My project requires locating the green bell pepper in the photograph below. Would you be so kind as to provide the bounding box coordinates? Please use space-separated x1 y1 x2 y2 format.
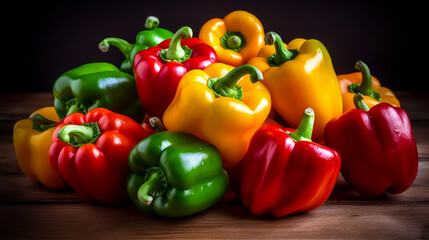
98 16 174 74
53 62 144 122
127 131 229 218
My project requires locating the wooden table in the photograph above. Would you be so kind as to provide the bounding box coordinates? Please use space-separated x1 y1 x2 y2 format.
1 92 428 239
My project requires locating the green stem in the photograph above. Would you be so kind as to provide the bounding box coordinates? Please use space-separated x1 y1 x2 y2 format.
57 123 101 147
355 61 373 96
353 93 370 111
160 26 193 62
137 167 167 206
265 32 298 66
145 16 160 30
65 98 87 116
98 38 133 58
220 31 246 52
349 60 381 101
288 108 315 142
29 113 57 132
208 64 263 100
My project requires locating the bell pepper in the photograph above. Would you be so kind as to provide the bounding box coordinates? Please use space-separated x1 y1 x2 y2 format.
127 131 229 217
199 10 265 67
248 32 343 142
53 62 144 122
240 108 341 217
13 107 68 190
49 108 151 204
163 63 271 168
133 26 217 120
338 60 400 112
324 94 418 198
98 16 174 74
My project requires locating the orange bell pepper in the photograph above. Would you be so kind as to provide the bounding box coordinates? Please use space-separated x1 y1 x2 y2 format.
248 32 342 142
163 63 271 168
198 10 265 67
13 107 68 190
338 60 400 112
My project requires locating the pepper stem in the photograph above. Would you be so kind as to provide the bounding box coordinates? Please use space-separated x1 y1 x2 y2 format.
220 31 246 52
57 123 101 147
265 32 298 66
29 113 57 132
149 117 166 132
288 108 315 142
353 93 370 111
160 26 193 62
98 38 133 58
137 167 168 206
208 64 263 100
349 60 381 101
145 16 160 30
65 98 88 116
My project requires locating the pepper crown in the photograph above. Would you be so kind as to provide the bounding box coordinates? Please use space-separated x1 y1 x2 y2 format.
57 122 101 147
221 31 246 52
137 167 168 206
349 60 381 102
160 26 193 62
288 108 315 142
207 64 263 100
65 98 88 116
265 32 299 67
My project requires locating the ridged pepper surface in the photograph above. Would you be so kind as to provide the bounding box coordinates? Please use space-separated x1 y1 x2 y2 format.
163 63 271 168
13 107 68 190
248 32 342 142
133 26 217 120
49 108 151 204
324 94 418 198
127 131 229 217
241 108 341 217
199 10 265 66
53 62 143 122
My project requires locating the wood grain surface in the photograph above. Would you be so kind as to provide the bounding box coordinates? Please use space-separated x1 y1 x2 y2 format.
1 92 428 239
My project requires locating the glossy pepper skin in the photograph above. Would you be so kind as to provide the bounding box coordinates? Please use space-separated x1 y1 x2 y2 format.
53 62 144 122
241 108 341 217
338 60 400 112
199 10 265 67
163 63 271 168
324 94 418 198
248 32 342 142
127 131 229 218
99 16 173 74
49 108 151 204
13 107 68 190
133 26 217 120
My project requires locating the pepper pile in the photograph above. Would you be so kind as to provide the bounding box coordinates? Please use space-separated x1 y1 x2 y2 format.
13 11 418 218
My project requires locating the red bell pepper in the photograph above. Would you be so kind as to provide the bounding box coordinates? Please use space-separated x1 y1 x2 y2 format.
49 108 152 204
133 26 217 120
324 94 418 198
240 108 341 217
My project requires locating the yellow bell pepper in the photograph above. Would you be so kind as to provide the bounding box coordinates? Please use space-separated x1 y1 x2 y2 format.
248 32 342 142
338 60 400 112
13 107 68 190
163 63 271 168
198 10 265 67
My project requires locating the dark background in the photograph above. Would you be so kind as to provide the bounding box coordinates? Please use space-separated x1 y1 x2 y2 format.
3 0 426 93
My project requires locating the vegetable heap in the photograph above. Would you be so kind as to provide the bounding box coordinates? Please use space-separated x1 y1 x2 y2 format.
13 11 418 218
